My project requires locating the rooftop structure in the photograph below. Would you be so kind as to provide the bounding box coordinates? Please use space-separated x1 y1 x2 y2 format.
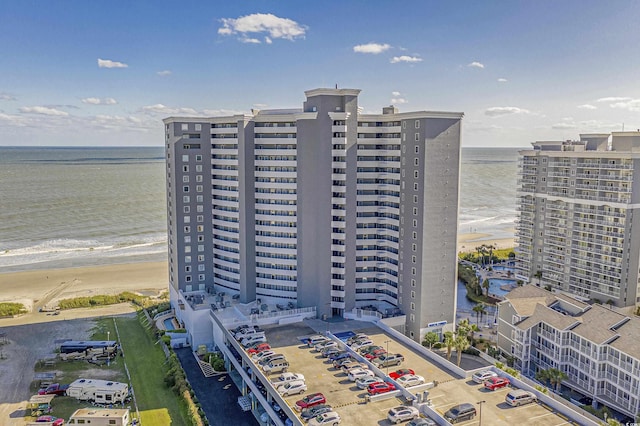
164 88 463 342
515 131 640 307
497 285 640 419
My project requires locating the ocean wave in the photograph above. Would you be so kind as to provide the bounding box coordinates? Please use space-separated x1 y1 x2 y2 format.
0 236 167 268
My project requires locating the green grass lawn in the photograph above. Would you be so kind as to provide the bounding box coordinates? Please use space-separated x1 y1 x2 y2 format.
114 313 190 425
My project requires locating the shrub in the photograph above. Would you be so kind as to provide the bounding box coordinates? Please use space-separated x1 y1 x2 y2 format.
495 362 504 370
57 292 148 310
0 302 27 316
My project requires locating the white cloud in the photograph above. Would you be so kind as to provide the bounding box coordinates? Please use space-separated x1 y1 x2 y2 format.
485 106 530 117
0 93 16 101
577 104 597 110
552 122 577 130
142 104 198 115
391 98 408 104
19 106 69 116
157 70 172 76
240 36 261 44
497 78 508 83
353 43 391 54
265 37 273 44
609 99 640 112
218 13 306 42
97 58 128 68
390 55 422 64
391 91 401 97
468 61 485 69
596 96 631 103
81 97 117 105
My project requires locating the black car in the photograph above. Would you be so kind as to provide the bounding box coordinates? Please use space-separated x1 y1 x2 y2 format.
300 404 333 421
444 403 477 423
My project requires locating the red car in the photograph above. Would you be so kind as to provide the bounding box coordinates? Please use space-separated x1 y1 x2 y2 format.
389 369 415 380
35 415 64 426
295 392 326 411
38 383 69 396
247 343 271 354
367 382 396 395
364 349 387 360
483 377 510 391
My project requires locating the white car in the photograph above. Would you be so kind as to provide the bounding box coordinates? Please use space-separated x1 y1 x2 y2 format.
277 380 307 396
308 411 341 426
396 374 425 388
356 376 384 390
252 350 275 362
347 368 374 382
241 334 267 347
315 341 338 352
271 372 305 384
387 405 419 424
346 333 368 344
472 369 498 384
350 339 374 350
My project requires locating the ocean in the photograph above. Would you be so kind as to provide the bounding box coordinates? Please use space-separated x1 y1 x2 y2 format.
0 146 520 274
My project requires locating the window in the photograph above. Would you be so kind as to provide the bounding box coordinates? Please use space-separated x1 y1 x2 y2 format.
184 236 191 243
415 146 419 154
196 185 203 192
195 164 203 172
412 243 417 251
196 175 203 182
414 183 418 190
413 207 418 215
198 255 205 262
183 196 190 203
183 186 189 192
185 275 192 282
183 165 189 172
413 219 417 227
412 231 417 239
182 154 189 162
196 195 203 202
197 235 204 242
198 244 204 252
198 274 205 281
415 120 420 129
185 246 191 253
197 215 204 222
403 121 407 129
412 255 416 263
195 123 202 131
196 155 203 161
414 171 418 178
183 176 189 183
414 158 419 166
185 265 191 272
411 291 415 298
181 123 188 131
413 195 418 203
411 267 416 275
402 133 406 142
185 256 191 263
183 206 190 213
411 279 416 287
183 216 190 223
198 264 205 271
184 226 191 233
415 133 419 141
411 302 415 310
197 225 204 232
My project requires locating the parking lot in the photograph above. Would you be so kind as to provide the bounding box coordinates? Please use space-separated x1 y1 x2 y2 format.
251 322 576 425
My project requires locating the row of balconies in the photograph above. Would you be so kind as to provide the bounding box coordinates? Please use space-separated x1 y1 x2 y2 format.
573 206 627 218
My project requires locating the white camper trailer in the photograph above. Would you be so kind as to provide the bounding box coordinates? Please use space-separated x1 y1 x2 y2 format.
66 378 129 404
68 408 130 425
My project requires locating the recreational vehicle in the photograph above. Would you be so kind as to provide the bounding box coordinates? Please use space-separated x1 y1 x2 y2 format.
66 378 129 404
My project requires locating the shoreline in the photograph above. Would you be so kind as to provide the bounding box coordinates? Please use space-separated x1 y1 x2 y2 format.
457 232 515 254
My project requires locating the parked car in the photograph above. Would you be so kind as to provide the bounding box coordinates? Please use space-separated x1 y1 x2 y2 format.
396 374 425 388
257 353 284 366
307 335 329 348
387 405 419 424
347 368 374 382
356 376 384 390
263 359 289 374
277 380 307 396
358 345 383 355
271 372 305 385
241 334 267 347
295 393 326 411
308 411 341 426
483 377 510 391
367 382 396 395
349 339 374 350
315 341 337 352
322 347 341 357
388 368 415 380
505 389 537 406
34 416 64 426
364 348 387 360
328 351 351 362
472 369 498 384
252 350 275 362
235 327 265 341
408 418 437 426
247 343 271 355
346 333 369 345
444 403 477 423
341 363 366 375
373 353 404 368
231 324 254 336
38 383 69 396
300 404 333 422
333 357 357 369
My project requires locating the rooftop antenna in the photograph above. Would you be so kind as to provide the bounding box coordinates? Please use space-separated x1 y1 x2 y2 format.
335 83 338 89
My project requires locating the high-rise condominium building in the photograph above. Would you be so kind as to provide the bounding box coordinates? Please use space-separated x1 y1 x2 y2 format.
164 88 463 340
516 132 640 307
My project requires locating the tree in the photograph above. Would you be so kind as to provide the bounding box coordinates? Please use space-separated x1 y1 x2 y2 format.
482 279 490 296
536 368 567 393
473 303 487 325
422 332 439 350
454 334 470 367
486 244 496 265
457 319 479 342
444 331 455 361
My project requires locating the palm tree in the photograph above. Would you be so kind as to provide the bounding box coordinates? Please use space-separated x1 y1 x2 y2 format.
454 334 470 367
536 368 567 393
472 303 487 325
457 319 479 342
422 332 439 349
444 331 455 361
486 244 496 265
482 278 490 296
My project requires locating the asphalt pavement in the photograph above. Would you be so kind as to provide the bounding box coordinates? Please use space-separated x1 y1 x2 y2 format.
175 347 257 426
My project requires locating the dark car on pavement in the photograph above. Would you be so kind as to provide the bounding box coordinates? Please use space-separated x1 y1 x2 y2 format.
444 403 477 423
300 404 333 421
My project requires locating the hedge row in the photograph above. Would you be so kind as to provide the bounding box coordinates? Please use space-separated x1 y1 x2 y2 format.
58 292 147 310
0 302 27 316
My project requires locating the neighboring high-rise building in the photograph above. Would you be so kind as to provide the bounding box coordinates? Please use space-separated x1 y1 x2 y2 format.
515 132 640 307
497 285 640 419
164 88 463 340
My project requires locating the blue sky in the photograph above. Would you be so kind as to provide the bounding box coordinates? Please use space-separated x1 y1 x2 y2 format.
1 0 639 147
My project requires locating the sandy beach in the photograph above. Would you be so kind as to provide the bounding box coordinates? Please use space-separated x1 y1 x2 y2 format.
457 232 515 254
0 261 168 315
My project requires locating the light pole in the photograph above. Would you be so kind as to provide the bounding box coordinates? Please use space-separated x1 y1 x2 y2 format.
477 400 486 426
107 331 110 342
384 339 391 376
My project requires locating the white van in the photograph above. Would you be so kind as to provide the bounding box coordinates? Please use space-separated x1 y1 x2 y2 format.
263 359 289 374
505 389 537 406
306 335 328 347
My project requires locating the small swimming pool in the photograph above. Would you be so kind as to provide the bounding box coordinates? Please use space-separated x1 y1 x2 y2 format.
488 278 516 297
163 318 176 331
